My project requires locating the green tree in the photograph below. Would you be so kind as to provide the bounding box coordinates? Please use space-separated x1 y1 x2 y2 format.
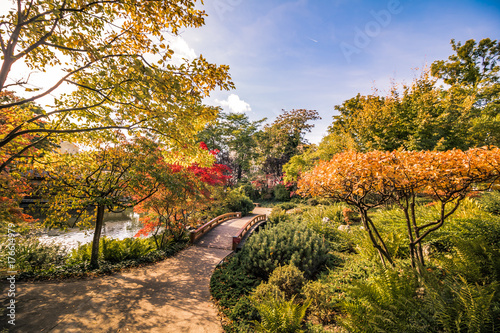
256 109 320 178
431 38 500 147
283 130 357 182
327 38 499 153
198 112 265 181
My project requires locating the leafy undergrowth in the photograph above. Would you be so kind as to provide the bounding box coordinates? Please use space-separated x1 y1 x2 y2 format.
1 236 189 281
210 214 341 332
211 195 500 332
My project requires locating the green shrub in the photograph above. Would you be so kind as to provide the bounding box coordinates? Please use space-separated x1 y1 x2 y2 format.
68 236 155 264
15 238 188 280
229 295 260 324
253 297 311 333
302 280 338 325
274 184 291 202
210 256 262 311
267 207 295 225
0 237 66 273
303 255 380 325
251 283 286 304
251 264 306 304
478 190 500 215
101 237 155 263
277 202 297 211
268 264 306 299
237 221 333 279
225 189 255 216
240 184 260 201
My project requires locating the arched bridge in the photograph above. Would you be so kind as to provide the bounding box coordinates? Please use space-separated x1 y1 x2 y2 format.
189 207 271 251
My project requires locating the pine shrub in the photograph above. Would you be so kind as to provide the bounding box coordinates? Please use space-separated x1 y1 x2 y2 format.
237 221 332 279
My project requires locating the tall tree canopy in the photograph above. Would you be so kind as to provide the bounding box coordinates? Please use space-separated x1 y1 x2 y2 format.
256 109 320 178
197 112 265 181
0 0 234 174
328 38 499 152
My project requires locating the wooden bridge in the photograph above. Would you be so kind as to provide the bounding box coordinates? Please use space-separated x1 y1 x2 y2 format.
190 207 271 251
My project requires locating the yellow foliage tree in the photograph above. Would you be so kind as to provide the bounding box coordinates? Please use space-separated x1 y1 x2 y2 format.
0 0 234 173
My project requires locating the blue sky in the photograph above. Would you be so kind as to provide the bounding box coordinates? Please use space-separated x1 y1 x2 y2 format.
177 0 500 144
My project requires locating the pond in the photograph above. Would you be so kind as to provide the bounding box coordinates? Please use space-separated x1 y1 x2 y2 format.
38 210 146 250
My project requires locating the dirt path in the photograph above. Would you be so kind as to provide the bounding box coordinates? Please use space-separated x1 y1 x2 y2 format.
1 207 271 333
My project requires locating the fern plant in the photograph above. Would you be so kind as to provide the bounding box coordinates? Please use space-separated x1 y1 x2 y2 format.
253 296 311 333
435 237 500 285
339 267 437 333
425 275 498 333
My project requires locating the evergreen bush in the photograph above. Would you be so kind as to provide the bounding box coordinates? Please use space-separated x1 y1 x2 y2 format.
250 264 306 303
237 221 332 279
268 264 306 299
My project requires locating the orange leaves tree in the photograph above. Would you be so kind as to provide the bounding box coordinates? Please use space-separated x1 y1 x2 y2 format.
134 143 231 249
298 148 500 270
0 91 49 231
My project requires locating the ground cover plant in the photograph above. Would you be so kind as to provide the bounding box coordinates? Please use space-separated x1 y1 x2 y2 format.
0 235 188 281
211 188 500 332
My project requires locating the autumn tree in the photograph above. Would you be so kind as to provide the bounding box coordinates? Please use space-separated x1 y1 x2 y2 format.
298 148 500 270
0 0 234 175
135 143 231 249
0 91 51 231
38 138 165 268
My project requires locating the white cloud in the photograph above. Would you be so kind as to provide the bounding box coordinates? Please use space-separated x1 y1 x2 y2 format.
216 94 251 113
166 35 197 64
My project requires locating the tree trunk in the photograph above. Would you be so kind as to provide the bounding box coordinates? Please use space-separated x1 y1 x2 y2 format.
90 204 105 269
237 164 242 180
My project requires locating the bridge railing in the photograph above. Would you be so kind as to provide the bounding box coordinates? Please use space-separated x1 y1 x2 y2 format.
232 214 267 250
189 212 242 243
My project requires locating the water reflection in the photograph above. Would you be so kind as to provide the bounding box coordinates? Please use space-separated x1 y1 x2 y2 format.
38 210 145 250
